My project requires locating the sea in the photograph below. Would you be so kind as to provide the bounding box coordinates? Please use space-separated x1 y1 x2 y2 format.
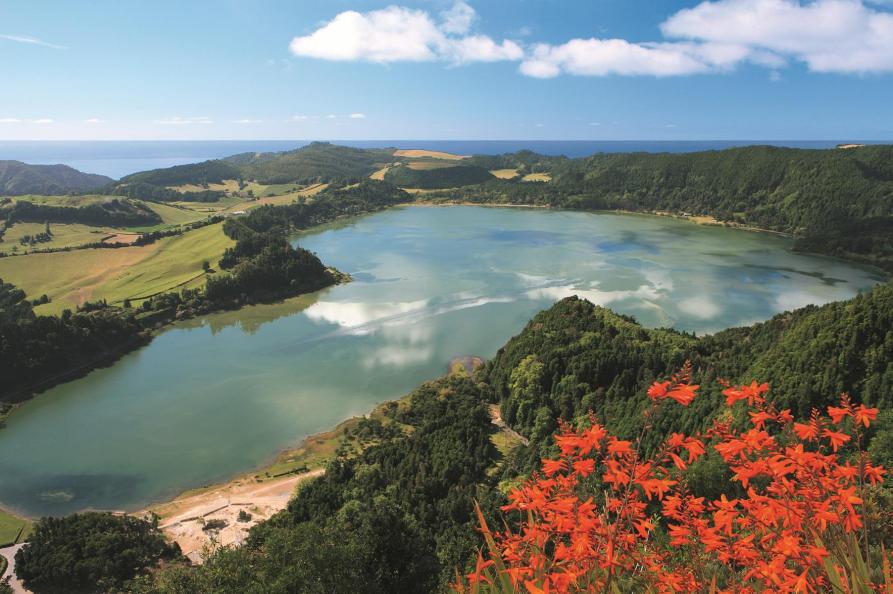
0 139 883 180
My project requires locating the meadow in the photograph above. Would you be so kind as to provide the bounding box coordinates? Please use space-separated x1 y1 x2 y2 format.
0 223 233 314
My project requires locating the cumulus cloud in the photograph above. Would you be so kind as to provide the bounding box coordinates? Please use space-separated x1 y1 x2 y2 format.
348 113 366 119
0 34 67 50
661 0 893 73
154 116 212 125
0 118 21 123
233 118 262 124
289 1 521 64
522 0 893 77
84 118 106 124
441 0 476 34
288 0 893 77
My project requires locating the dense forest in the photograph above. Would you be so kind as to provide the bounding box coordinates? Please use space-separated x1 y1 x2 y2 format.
486 282 893 471
383 164 494 188
0 279 148 406
0 161 112 196
14 513 179 593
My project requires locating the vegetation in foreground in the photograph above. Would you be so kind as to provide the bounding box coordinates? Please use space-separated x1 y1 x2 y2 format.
457 373 889 593
14 513 179 594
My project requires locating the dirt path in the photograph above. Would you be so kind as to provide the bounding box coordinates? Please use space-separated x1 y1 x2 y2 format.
489 404 529 446
0 544 30 594
148 469 324 563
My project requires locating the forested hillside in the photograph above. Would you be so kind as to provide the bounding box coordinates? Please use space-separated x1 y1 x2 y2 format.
485 282 893 469
383 164 494 188
433 145 893 270
119 142 394 189
0 278 148 408
0 161 112 195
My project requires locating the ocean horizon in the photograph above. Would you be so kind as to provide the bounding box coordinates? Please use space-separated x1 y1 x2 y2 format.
0 139 885 179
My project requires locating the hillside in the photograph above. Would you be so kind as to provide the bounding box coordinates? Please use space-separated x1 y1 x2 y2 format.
383 163 494 189
429 144 893 271
119 142 394 189
485 282 893 467
0 161 113 196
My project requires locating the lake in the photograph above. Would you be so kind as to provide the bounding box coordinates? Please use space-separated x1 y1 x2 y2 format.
0 206 884 516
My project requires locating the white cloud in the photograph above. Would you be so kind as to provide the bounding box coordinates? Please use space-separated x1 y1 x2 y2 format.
0 34 67 50
441 1 476 34
288 0 893 77
290 115 308 121
0 117 53 124
661 0 893 73
325 114 337 119
233 118 262 124
522 0 893 77
289 2 521 64
348 113 366 119
589 122 601 126
84 118 106 124
678 295 722 319
154 116 213 125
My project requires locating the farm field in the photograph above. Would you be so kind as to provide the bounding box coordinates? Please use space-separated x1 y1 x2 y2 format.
490 168 520 179
0 223 233 314
0 222 126 254
393 149 465 160
521 172 551 182
5 194 114 207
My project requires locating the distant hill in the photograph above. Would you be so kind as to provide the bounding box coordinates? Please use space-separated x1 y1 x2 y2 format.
239 142 395 184
119 142 395 188
0 161 113 196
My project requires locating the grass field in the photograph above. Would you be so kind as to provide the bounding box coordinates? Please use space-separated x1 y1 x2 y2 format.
7 194 116 207
522 172 552 182
0 508 31 546
0 222 124 254
490 168 520 179
0 223 234 313
393 149 465 160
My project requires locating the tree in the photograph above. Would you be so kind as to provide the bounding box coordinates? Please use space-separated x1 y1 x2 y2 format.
14 513 180 594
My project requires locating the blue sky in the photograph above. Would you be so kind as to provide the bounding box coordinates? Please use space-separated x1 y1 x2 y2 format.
1 0 892 140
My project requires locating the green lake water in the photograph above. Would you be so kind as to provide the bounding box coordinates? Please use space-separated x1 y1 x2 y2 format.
0 206 884 516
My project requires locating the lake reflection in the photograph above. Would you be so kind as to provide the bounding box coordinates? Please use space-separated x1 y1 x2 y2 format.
0 206 884 516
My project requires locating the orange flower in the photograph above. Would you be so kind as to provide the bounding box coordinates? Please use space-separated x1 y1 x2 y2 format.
827 405 850 424
456 372 881 594
854 404 879 428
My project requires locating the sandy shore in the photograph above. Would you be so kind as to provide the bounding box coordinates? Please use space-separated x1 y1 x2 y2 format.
147 468 324 563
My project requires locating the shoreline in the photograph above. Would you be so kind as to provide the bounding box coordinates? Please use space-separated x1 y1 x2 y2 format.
2 201 887 523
